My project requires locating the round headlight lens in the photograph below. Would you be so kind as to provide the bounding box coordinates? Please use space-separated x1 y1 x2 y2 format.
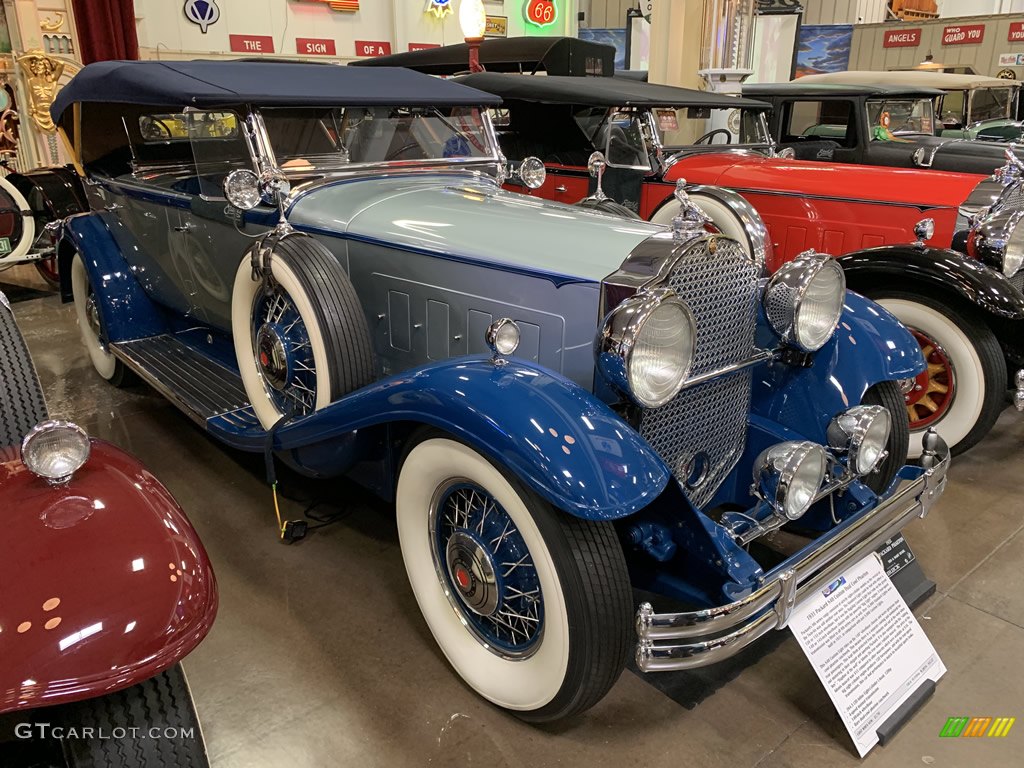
828 405 892 476
21 421 91 483
485 317 521 357
755 441 827 521
765 252 846 353
519 157 547 190
1004 218 1024 277
597 289 697 409
223 169 262 210
628 301 695 407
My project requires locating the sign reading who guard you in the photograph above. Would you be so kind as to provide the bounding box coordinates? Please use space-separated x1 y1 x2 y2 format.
788 554 946 757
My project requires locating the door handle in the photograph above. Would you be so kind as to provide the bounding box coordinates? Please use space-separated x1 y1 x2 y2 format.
173 224 193 233
142 211 158 219
104 203 123 211
555 185 568 193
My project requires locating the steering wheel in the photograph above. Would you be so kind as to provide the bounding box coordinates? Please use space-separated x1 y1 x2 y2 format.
694 128 733 145
385 142 422 161
140 116 175 140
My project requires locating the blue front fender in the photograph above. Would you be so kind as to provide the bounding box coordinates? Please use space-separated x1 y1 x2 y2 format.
753 291 925 441
60 213 166 342
276 357 671 522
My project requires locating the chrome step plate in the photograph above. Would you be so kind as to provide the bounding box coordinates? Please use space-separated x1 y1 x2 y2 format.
112 335 250 425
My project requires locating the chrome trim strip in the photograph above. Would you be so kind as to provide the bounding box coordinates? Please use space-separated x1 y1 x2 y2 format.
678 347 774 390
634 432 949 672
716 185 948 213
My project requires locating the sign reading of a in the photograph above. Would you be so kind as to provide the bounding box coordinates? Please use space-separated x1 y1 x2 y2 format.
942 24 985 46
883 28 921 48
355 40 393 57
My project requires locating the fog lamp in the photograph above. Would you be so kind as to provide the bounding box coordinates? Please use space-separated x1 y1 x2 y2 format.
827 405 891 476
21 421 91 484
753 441 827 521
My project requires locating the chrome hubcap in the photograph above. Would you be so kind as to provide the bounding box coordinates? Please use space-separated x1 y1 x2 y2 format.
256 323 290 391
445 531 500 616
84 295 101 336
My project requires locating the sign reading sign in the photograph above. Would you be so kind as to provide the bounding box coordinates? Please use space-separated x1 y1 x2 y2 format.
229 34 275 54
355 40 393 57
1010 21 1024 42
524 0 558 28
883 28 921 48
943 23 985 46
485 15 508 38
297 37 336 56
408 43 441 51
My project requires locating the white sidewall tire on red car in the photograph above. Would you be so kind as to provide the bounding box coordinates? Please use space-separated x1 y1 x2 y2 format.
396 435 631 722
876 295 1004 458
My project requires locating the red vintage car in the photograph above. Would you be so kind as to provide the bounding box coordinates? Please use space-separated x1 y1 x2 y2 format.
359 41 1024 457
0 293 217 766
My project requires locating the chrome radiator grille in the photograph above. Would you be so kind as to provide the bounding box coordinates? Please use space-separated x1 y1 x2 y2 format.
997 180 1024 213
638 237 760 508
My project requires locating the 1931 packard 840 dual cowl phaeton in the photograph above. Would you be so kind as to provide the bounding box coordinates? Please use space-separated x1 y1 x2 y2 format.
48 60 948 721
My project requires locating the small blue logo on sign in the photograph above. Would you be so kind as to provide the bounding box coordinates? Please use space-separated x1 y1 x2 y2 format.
184 0 220 34
822 576 846 598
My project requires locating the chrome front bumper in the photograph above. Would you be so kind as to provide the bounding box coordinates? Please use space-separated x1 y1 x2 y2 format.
635 431 949 673
1015 369 1024 412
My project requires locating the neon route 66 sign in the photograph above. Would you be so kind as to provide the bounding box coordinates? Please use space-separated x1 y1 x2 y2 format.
524 0 558 28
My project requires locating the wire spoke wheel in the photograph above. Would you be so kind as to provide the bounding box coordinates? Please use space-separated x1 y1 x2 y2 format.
251 281 318 417
430 480 544 657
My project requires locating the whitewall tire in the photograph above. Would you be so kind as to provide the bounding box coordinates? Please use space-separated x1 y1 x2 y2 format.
874 294 1005 457
71 253 125 384
396 434 631 721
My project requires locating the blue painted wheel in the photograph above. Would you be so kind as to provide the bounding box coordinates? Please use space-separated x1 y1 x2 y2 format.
431 481 544 657
251 283 318 417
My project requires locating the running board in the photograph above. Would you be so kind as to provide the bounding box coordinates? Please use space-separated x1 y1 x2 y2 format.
112 335 250 426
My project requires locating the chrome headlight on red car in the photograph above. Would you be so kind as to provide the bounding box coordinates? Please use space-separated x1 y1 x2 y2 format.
21 421 91 484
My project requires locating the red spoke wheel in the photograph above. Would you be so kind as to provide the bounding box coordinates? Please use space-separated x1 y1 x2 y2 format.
904 329 955 429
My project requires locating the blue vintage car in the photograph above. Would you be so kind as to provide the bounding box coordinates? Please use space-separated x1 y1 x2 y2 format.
49 61 948 721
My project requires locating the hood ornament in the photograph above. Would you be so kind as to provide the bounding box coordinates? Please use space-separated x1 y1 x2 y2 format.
994 145 1024 186
671 180 711 243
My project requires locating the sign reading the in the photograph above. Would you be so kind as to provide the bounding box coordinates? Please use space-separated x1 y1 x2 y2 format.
485 15 508 38
297 37 336 56
942 23 985 46
355 40 393 57
883 28 921 48
524 0 558 28
229 34 275 54
1010 21 1024 42
408 43 441 51
184 0 220 34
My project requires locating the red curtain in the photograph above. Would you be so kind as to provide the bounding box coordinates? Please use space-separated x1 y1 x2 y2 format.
71 0 139 65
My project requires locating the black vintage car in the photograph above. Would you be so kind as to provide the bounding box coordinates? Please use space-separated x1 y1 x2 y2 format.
745 82 1024 176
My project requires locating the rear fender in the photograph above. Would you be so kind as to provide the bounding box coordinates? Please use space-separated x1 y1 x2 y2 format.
752 292 925 441
277 357 671 521
58 213 166 341
839 245 1024 321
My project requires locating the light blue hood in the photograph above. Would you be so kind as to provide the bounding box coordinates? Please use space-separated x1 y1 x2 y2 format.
286 175 663 282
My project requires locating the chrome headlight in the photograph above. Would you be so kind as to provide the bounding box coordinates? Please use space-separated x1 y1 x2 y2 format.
972 208 1024 278
597 288 696 408
21 421 91 484
753 441 827 521
827 405 891 476
764 251 845 352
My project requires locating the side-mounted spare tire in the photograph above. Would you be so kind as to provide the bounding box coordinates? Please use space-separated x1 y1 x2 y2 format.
575 197 642 220
232 234 375 430
0 296 47 447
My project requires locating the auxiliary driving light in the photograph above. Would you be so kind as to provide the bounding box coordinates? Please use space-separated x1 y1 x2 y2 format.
753 441 827 521
21 421 91 484
485 317 521 359
827 405 891 476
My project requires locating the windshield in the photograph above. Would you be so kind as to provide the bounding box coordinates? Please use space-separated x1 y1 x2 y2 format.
866 98 936 137
657 107 771 148
970 88 1015 123
259 106 495 172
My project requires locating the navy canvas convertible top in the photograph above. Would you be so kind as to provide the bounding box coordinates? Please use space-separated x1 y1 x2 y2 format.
51 60 502 124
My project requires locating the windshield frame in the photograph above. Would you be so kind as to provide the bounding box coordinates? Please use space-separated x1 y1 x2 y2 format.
653 107 774 153
967 87 1016 124
865 96 936 137
246 104 503 182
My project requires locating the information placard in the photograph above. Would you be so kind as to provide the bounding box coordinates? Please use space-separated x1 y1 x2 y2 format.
789 554 945 757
